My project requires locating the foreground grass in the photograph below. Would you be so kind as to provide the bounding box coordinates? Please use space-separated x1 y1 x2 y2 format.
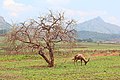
0 54 120 80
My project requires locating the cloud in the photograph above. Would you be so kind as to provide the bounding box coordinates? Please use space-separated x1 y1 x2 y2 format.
106 16 120 26
3 0 33 17
64 9 120 26
57 9 107 22
46 0 70 5
108 16 118 22
63 9 107 18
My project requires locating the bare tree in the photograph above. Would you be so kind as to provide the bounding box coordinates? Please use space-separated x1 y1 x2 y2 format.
6 11 76 67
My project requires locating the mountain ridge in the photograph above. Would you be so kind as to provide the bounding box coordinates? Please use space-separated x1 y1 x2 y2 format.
77 31 120 41
76 17 120 34
0 16 11 34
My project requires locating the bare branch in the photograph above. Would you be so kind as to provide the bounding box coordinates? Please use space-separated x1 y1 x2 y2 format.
5 11 76 67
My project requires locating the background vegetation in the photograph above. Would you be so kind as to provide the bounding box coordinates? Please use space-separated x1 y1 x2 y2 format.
0 37 120 80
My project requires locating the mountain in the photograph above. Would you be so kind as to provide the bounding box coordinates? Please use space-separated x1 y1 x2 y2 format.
77 31 120 41
76 17 120 34
0 16 11 34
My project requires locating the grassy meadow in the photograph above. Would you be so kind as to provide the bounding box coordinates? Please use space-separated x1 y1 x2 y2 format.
0 54 120 80
0 40 120 80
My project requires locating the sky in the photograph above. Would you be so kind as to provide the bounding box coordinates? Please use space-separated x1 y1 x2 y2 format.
0 0 120 26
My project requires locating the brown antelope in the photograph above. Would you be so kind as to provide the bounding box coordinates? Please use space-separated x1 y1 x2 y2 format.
72 54 90 65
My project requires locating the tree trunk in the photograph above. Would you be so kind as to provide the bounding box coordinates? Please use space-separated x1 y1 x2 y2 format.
38 48 54 67
48 61 54 67
48 47 54 67
38 50 50 66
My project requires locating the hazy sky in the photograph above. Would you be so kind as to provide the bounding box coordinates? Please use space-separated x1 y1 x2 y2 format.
0 0 120 26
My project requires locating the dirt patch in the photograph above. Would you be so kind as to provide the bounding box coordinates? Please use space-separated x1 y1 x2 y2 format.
109 66 120 68
91 53 108 56
91 53 120 57
0 67 20 71
0 60 18 62
0 73 23 80
26 65 49 69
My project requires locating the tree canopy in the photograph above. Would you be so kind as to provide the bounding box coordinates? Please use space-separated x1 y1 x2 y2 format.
6 11 76 67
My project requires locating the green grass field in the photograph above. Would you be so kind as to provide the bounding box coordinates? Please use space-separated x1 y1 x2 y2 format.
0 54 120 80
0 40 120 80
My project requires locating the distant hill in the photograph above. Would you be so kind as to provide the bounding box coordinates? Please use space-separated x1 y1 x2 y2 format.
76 17 120 41
0 16 11 34
77 31 120 41
76 17 120 34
